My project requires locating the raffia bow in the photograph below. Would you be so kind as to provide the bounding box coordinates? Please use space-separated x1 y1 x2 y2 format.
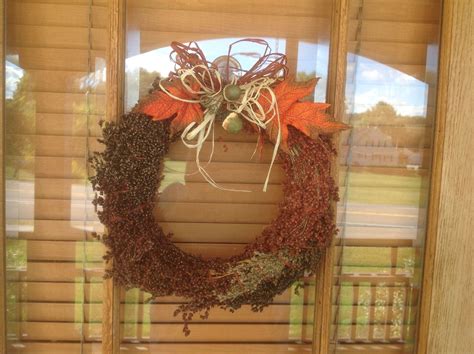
159 39 289 192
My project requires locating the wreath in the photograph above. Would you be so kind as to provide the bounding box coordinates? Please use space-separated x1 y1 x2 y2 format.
90 39 348 335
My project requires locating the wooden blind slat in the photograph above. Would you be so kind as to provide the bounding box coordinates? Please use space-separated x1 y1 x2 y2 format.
128 0 437 24
9 343 313 354
21 71 105 94
8 25 106 50
13 322 315 342
8 262 412 283
7 2 107 28
10 220 421 245
30 179 426 205
8 136 434 168
13 158 427 180
8 47 105 72
11 281 312 304
11 280 416 306
13 0 106 5
6 342 406 354
14 302 416 325
128 0 331 17
9 124 434 149
8 262 104 282
17 303 314 323
10 198 424 228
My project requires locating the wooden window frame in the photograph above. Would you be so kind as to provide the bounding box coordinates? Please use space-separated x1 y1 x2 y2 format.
415 1 474 353
0 0 473 353
312 0 349 353
1 0 6 352
102 0 126 353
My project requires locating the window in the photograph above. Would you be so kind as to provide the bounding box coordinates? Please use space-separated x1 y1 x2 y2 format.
2 1 442 353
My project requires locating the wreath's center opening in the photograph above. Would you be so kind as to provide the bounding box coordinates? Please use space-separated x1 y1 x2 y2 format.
153 128 284 259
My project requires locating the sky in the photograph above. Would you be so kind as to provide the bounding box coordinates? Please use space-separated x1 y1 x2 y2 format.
5 58 24 100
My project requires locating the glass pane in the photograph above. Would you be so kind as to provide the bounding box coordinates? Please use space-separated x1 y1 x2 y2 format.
333 1 441 353
4 1 107 353
123 0 333 352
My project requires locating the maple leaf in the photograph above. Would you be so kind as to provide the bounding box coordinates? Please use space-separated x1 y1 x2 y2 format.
272 77 320 115
137 80 204 134
262 78 349 150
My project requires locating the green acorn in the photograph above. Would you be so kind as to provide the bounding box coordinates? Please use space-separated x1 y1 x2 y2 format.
223 84 242 101
222 112 243 134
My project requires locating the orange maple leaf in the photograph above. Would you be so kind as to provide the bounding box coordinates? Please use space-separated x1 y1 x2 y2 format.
137 80 204 134
262 78 349 150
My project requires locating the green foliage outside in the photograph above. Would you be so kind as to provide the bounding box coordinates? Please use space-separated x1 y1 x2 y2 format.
5 73 35 179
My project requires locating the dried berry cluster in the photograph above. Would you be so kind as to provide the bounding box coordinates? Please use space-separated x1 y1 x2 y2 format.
90 112 338 335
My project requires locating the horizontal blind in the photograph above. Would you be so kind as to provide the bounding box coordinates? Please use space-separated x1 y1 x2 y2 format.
4 0 442 353
5 0 107 353
333 0 441 352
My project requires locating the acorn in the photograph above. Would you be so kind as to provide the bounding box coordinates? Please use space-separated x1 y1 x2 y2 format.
222 112 243 134
223 84 242 101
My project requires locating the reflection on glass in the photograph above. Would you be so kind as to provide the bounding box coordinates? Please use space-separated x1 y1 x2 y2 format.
333 1 441 352
4 1 106 353
5 55 34 344
297 41 329 102
125 38 331 107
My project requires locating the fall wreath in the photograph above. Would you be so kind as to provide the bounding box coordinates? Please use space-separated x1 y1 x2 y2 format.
90 39 348 334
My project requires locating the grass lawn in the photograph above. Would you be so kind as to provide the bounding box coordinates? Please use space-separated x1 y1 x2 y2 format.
341 171 428 207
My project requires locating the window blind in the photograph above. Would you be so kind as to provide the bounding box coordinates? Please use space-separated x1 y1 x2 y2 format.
4 0 441 353
332 0 440 350
6 0 107 352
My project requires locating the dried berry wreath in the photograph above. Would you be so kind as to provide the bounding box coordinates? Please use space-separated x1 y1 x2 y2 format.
90 39 348 335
